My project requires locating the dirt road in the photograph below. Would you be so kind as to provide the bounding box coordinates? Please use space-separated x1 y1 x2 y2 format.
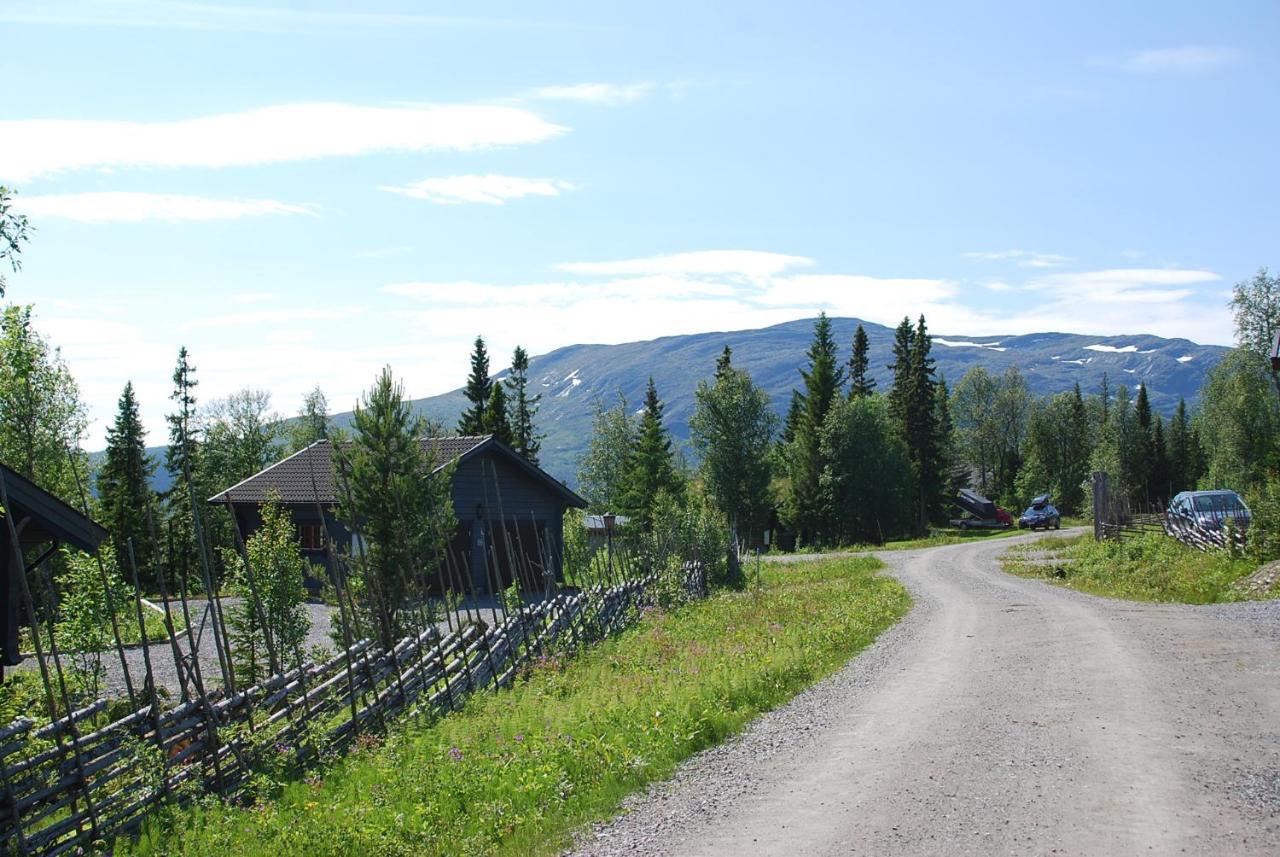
570 532 1280 856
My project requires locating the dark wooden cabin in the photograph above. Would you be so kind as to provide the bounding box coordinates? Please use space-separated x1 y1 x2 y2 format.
209 435 586 595
0 463 109 681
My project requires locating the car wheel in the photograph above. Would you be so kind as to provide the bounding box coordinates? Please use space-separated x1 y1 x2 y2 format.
1053 518 1060 530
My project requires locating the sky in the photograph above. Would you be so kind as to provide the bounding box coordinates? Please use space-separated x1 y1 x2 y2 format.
1 0 1277 449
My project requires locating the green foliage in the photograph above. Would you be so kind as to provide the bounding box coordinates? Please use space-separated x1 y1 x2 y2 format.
636 488 729 591
506 346 542 463
121 556 909 857
1229 267 1280 397
819 395 914 544
485 381 514 446
1016 385 1091 514
458 336 493 435
848 323 876 398
221 495 311 685
1196 349 1280 494
951 365 1029 505
1244 478 1280 564
288 386 329 453
334 367 455 649
894 316 948 530
0 185 32 297
97 382 157 585
56 546 134 701
0 305 88 502
689 357 776 546
203 388 282 489
577 394 637 513
783 313 844 542
1003 533 1260 604
617 378 684 530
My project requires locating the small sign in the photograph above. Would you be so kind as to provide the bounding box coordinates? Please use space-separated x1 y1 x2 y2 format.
1272 330 1280 372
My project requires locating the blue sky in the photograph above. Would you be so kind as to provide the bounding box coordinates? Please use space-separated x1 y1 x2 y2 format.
2 1 1277 448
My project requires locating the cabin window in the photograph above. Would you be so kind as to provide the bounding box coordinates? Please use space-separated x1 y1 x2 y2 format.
298 523 326 552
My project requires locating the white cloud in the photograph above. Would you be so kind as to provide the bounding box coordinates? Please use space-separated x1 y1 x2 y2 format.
1101 45 1240 74
378 175 575 205
964 249 1073 268
0 102 567 182
17 192 315 223
531 83 656 105
558 250 813 281
1027 268 1219 305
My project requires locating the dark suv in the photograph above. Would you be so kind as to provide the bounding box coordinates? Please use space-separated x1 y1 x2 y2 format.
1168 490 1251 531
1018 494 1060 530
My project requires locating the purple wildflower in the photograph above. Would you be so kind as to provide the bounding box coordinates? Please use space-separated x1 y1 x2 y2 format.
448 746 463 761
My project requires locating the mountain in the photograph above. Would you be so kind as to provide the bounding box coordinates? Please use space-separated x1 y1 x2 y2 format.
330 317 1229 487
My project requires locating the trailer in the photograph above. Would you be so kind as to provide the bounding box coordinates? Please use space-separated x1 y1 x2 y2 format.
950 488 1013 530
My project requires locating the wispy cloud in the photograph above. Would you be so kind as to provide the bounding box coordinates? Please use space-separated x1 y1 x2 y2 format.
1098 45 1240 75
0 102 567 182
378 175 575 205
558 250 814 281
964 249 1073 268
18 192 316 223
0 2 558 33
1026 268 1220 304
531 82 657 105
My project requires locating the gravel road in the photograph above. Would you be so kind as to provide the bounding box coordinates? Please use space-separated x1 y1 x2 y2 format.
568 530 1280 856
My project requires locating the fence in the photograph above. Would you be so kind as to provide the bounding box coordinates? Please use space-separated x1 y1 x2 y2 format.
1091 471 1246 553
0 456 715 855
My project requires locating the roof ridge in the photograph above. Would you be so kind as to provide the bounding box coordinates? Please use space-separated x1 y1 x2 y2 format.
207 439 330 503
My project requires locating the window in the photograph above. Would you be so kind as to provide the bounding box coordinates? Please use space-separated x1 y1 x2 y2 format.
298 522 326 551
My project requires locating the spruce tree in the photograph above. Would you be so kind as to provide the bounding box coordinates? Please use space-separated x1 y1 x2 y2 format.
97 382 156 584
162 346 202 592
620 377 683 530
1169 398 1193 493
785 313 845 544
485 381 514 446
849 324 876 398
780 390 803 446
715 345 734 381
505 346 542 462
1151 414 1170 503
1134 383 1154 502
903 315 943 531
458 336 492 435
886 316 914 425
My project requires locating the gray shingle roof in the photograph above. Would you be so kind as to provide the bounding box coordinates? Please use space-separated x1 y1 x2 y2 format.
208 435 490 505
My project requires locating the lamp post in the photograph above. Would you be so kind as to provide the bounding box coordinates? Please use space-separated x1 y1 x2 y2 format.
602 512 616 585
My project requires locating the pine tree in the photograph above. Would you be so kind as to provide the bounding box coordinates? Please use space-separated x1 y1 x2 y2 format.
335 367 454 648
458 336 492 435
505 346 542 462
780 390 803 446
485 381 514 446
162 346 202 593
620 377 683 530
849 324 876 398
97 382 156 584
1151 414 1170 503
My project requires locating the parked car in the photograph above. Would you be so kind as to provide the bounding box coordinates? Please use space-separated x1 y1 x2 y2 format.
1018 494 1060 530
1167 490 1252 531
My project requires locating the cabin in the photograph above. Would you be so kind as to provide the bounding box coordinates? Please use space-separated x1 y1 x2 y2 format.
1 462 109 681
209 435 586 595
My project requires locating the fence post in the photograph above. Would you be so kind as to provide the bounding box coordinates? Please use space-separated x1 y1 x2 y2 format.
1092 472 1108 542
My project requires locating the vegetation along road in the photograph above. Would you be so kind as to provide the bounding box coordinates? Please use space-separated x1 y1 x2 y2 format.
572 530 1280 856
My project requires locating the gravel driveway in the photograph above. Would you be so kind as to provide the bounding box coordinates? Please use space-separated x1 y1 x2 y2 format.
568 530 1280 856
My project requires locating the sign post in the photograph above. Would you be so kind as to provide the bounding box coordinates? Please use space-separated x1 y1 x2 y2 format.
1271 330 1280 373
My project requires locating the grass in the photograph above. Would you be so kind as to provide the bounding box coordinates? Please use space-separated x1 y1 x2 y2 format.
1001 532 1264 604
120 556 909 857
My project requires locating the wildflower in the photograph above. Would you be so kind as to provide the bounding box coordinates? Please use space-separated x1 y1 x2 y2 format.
448 746 463 761
514 733 525 743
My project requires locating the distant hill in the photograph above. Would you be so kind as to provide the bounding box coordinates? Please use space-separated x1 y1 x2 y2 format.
327 317 1229 487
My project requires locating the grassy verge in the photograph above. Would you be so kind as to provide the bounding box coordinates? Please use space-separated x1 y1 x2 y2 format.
21 605 185 652
121 557 909 857
858 526 1027 552
1001 532 1263 603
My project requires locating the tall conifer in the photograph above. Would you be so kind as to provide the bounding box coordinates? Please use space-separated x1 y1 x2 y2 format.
849 324 876 398
458 336 492 435
98 382 156 583
485 382 514 446
505 345 541 462
620 377 683 529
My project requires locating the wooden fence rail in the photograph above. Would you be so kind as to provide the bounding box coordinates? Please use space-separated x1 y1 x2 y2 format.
0 566 697 855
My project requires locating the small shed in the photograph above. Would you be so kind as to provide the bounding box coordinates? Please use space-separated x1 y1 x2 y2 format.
210 435 586 595
1 462 109 680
